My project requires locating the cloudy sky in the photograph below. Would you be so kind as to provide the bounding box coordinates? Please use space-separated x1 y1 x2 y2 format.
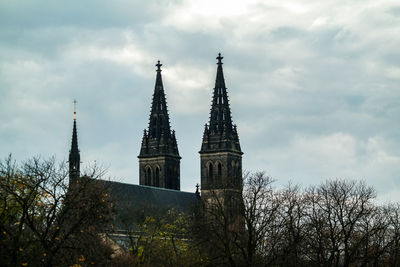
1 0 399 201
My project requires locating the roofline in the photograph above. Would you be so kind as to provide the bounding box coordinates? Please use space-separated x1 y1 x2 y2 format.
100 179 196 194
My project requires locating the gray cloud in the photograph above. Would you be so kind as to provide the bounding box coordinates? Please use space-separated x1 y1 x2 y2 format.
0 0 399 201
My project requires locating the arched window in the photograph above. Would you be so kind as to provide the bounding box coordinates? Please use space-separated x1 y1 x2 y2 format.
146 167 152 186
208 163 213 186
230 196 235 217
155 167 160 187
236 162 241 185
217 162 222 187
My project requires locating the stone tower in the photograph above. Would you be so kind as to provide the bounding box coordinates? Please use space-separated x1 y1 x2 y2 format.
69 100 80 184
200 54 243 217
138 61 181 190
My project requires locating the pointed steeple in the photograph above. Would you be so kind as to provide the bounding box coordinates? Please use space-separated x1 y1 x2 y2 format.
199 54 244 224
138 61 181 190
69 100 80 181
200 53 242 154
209 53 233 134
139 61 179 157
147 61 172 140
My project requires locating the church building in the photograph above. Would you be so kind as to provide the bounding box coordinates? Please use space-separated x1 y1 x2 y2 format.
68 53 243 230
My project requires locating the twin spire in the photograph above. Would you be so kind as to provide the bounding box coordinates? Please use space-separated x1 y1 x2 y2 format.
200 53 242 154
138 61 181 190
68 54 242 188
139 61 180 158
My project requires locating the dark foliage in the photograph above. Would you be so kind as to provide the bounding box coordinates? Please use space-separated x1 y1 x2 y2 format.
0 155 119 266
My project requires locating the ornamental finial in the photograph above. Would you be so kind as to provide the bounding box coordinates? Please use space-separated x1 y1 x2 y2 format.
156 60 162 72
216 53 223 65
73 99 77 120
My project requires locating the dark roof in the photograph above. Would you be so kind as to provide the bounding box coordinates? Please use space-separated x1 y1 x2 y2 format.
103 180 199 230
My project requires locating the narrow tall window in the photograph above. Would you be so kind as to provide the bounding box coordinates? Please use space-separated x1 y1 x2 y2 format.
208 163 213 186
146 167 152 186
155 167 160 187
236 162 240 186
217 162 222 186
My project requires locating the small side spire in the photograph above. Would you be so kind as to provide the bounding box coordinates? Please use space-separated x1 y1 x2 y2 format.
195 183 200 198
69 99 80 183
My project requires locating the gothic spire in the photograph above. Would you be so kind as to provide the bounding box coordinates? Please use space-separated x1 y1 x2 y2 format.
139 61 180 158
138 61 181 190
200 53 242 154
148 60 172 139
69 100 80 181
209 53 233 134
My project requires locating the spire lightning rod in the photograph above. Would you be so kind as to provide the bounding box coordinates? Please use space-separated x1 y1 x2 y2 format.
73 99 77 120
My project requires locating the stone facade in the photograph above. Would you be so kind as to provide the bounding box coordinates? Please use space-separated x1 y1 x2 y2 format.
138 157 180 190
199 53 243 218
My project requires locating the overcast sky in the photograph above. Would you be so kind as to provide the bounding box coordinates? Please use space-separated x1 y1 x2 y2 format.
0 0 399 201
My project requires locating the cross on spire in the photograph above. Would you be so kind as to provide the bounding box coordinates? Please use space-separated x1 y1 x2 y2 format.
156 60 162 72
73 99 77 120
216 53 223 65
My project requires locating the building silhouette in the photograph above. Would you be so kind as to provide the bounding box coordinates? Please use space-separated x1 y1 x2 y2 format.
200 53 243 218
68 53 243 229
138 61 181 190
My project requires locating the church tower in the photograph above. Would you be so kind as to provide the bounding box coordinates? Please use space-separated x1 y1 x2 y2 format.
200 54 243 217
138 61 181 190
69 100 80 184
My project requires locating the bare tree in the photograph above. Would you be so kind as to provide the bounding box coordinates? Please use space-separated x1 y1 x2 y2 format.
240 171 280 266
0 155 115 266
301 180 377 267
193 188 244 266
192 172 281 266
383 203 400 266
